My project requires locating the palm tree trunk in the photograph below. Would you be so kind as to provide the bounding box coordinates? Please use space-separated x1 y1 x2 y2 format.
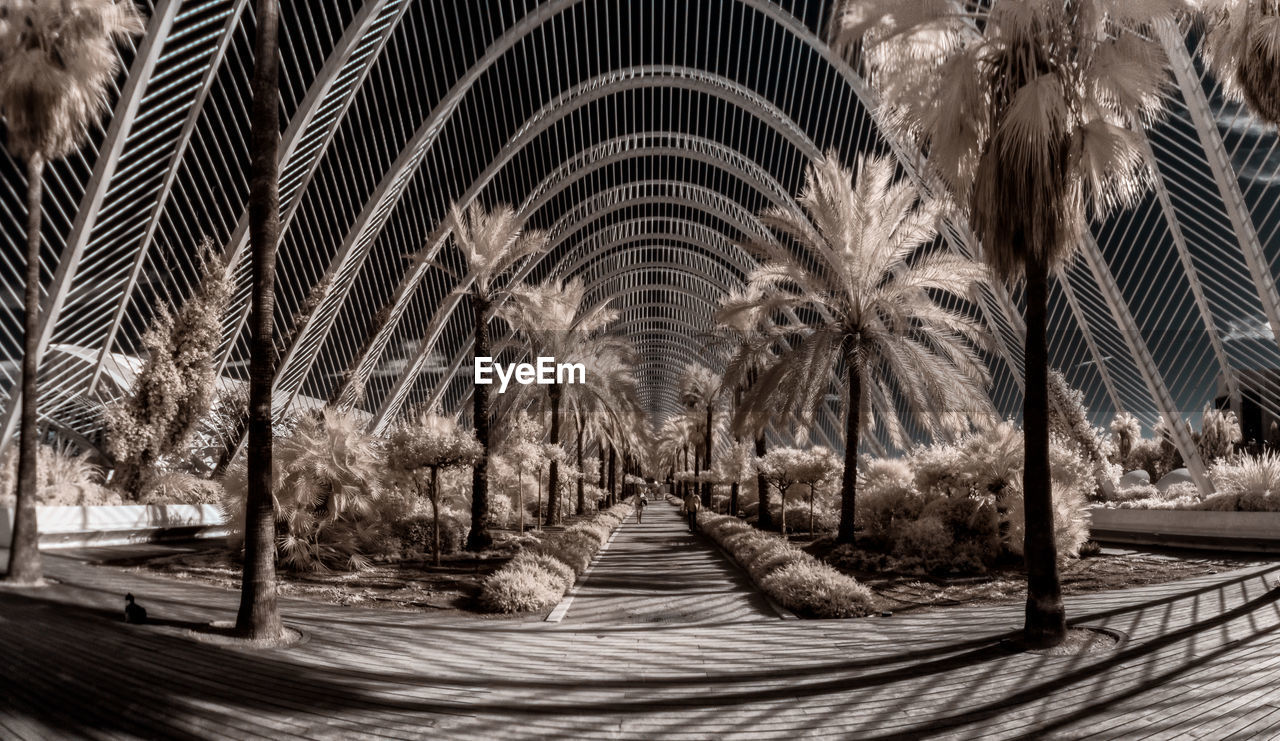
599 442 607 492
236 0 284 641
467 293 492 551
545 384 562 526
702 406 713 505
809 484 815 535
607 445 617 506
1023 254 1066 647
517 463 524 533
430 466 441 568
780 482 788 539
729 479 739 517
575 416 585 514
6 154 46 585
837 359 862 544
536 466 543 529
755 434 772 531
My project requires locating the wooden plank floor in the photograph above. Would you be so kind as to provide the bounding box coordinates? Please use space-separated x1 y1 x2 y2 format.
2 506 1280 739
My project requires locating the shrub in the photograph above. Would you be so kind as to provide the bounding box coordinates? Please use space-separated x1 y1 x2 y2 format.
220 409 394 572
1207 452 1280 511
479 501 631 613
700 512 874 618
479 561 564 613
852 423 1092 574
137 471 223 505
761 560 876 619
0 443 119 507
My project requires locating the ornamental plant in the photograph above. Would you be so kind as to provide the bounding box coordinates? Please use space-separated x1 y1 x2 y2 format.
387 408 482 566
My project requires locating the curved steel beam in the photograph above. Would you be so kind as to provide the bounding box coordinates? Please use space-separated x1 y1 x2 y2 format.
1158 22 1280 353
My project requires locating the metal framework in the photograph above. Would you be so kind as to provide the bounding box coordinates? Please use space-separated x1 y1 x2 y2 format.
3 0 1279 485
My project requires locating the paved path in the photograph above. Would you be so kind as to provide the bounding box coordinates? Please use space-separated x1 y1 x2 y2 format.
3 512 1280 738
560 501 776 624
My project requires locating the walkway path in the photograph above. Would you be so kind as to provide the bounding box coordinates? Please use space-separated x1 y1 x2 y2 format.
3 518 1280 738
559 501 776 624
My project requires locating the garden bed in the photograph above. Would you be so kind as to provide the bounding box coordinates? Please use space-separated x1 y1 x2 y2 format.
111 528 557 619
809 538 1263 614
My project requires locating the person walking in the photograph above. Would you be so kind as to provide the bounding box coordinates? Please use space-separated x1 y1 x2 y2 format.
635 491 647 523
682 490 700 533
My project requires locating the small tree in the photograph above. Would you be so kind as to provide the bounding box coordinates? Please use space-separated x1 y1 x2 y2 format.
387 410 482 566
757 448 806 538
792 447 841 535
105 242 231 494
503 409 543 533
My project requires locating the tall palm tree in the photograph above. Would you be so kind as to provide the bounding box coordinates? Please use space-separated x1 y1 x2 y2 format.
502 277 620 525
0 0 145 585
237 0 285 641
446 201 548 549
717 153 994 547
1199 1 1280 125
572 347 642 512
720 326 782 531
834 0 1181 647
679 363 721 506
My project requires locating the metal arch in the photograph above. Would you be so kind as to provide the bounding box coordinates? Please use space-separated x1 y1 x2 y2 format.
554 227 749 287
375 181 779 423
569 247 747 298
0 0 184 450
177 0 409 386
425 269 849 452
377 266 734 433
239 0 588 419
296 132 797 424
83 0 254 395
1157 22 1280 353
366 164 791 428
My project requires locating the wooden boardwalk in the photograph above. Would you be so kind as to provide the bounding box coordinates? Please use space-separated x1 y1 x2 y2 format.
3 506 1280 739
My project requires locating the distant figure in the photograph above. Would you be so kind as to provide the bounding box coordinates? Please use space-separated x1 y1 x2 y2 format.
635 493 648 523
683 491 700 533
124 593 147 624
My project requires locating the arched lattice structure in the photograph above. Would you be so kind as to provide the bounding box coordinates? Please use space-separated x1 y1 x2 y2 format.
4 1 1280 494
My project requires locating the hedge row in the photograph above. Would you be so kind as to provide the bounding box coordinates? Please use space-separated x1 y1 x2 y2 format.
479 501 632 614
698 512 876 618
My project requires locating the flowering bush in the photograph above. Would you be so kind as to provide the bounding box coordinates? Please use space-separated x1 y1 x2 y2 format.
700 513 875 618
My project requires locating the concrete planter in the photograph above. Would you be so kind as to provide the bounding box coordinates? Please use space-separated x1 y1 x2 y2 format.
0 504 227 549
1087 506 1280 552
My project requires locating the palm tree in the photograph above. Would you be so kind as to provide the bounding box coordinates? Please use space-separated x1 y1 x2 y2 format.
571 347 642 513
501 277 621 525
446 201 548 549
679 363 721 507
0 0 145 584
834 0 1180 647
717 153 994 547
720 326 782 531
1199 1 1280 125
237 0 284 641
